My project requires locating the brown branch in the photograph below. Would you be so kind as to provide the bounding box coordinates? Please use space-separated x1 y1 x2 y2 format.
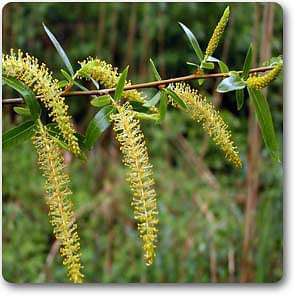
1 66 273 104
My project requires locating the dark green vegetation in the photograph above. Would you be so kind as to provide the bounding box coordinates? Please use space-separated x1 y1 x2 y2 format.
2 2 283 283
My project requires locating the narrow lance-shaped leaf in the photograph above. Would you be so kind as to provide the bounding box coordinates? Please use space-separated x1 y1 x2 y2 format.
179 22 204 62
236 89 244 110
218 60 229 73
90 95 113 108
60 69 73 81
84 105 114 150
164 88 187 109
3 75 41 120
13 106 31 116
247 87 280 162
200 61 215 70
242 44 253 79
206 56 220 62
114 66 129 101
135 112 160 121
217 75 246 93
159 91 167 121
47 123 87 154
143 91 161 108
186 61 200 68
3 120 35 149
43 23 74 75
149 58 162 80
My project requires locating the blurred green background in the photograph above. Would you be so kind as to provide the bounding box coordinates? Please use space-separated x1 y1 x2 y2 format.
2 2 283 283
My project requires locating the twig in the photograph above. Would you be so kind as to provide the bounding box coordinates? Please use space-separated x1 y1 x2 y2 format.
2 66 273 104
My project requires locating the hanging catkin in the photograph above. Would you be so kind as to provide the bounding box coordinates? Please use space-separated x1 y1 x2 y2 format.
32 121 84 283
169 82 242 168
111 103 159 266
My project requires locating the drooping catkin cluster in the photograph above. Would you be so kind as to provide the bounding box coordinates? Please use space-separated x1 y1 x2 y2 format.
205 6 230 58
32 121 84 283
77 57 145 103
169 82 242 168
246 63 283 89
2 49 80 155
111 103 158 266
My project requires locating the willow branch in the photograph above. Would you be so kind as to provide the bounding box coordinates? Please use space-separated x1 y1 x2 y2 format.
2 66 272 104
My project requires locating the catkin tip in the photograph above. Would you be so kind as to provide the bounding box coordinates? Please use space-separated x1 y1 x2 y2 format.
205 6 230 57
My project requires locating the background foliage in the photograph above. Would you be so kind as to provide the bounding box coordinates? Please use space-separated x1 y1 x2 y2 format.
2 2 283 283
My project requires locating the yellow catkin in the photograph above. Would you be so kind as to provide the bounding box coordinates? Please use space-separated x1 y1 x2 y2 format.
77 57 145 103
205 6 230 58
111 103 158 266
2 49 80 155
169 83 242 168
246 63 283 89
32 121 84 283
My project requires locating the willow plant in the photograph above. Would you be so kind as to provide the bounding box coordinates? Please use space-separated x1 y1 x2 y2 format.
2 6 282 283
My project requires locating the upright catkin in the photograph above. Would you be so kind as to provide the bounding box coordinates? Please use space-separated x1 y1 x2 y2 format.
169 82 242 168
77 57 145 103
2 49 80 155
111 103 158 266
246 63 283 89
205 6 230 58
32 121 84 283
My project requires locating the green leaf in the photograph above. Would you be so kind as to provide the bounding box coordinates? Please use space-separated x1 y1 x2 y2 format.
235 89 244 110
13 107 31 116
242 44 253 79
186 62 200 68
43 23 74 75
217 75 246 93
3 76 41 120
60 69 72 81
247 87 280 162
130 101 148 113
218 61 229 73
179 22 203 62
47 123 87 154
159 91 167 120
84 105 113 150
200 61 215 70
57 80 69 88
143 91 161 108
90 95 112 108
198 79 205 87
114 66 129 101
87 75 99 89
164 88 187 109
149 58 162 80
135 112 160 121
206 56 220 62
49 132 70 152
73 80 89 91
3 120 35 149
